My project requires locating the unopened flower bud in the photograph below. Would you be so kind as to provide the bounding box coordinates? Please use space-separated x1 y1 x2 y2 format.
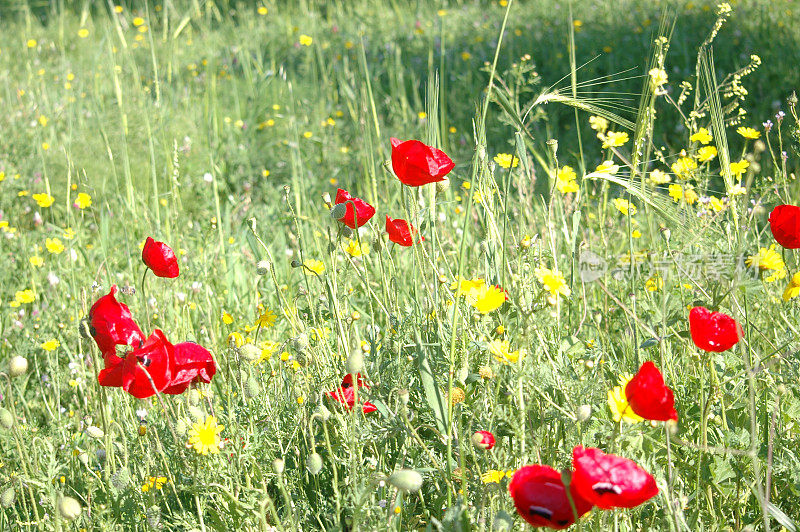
345 352 364 374
492 510 514 531
188 406 205 421
293 333 309 354
471 430 496 450
306 452 323 475
436 179 450 194
256 260 271 275
576 404 592 422
175 419 188 437
245 376 261 398
0 487 15 508
86 426 105 439
9 356 28 377
330 203 348 220
272 458 285 475
322 192 332 206
291 260 301 268
0 408 14 430
58 496 82 520
398 389 409 406
239 343 262 363
341 226 353 239
388 469 423 492
314 404 331 422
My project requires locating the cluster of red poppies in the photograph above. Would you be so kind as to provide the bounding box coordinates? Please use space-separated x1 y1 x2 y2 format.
331 137 455 245
85 238 216 399
509 446 658 529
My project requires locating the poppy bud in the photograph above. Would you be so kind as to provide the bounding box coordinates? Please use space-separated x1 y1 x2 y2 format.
86 426 104 439
306 452 323 475
341 226 353 239
245 376 260 398
436 178 450 194
330 203 348 220
398 389 409 406
175 419 188 437
388 469 423 492
345 352 364 374
293 333 309 354
9 356 28 377
142 237 180 278
471 430 496 450
110 469 129 490
314 404 331 422
576 404 592 422
57 496 82 520
272 458 285 475
0 487 15 509
188 406 205 421
256 260 271 275
492 510 514 531
0 408 14 430
239 343 262 363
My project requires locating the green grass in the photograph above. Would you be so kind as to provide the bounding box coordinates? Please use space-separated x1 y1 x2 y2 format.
1 0 799 530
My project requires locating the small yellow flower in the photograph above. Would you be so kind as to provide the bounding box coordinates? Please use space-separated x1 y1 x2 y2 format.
33 193 55 208
648 169 671 184
631 230 642 238
418 111 427 120
46 238 65 254
14 290 35 304
589 115 608 133
727 160 750 179
746 245 787 282
684 187 699 205
736 126 760 139
707 196 726 212
555 165 579 194
74 193 92 209
451 277 485 297
671 156 697 179
493 153 519 169
601 131 629 149
257 341 279 364
27 39 37 48
449 387 465 405
690 127 712 144
342 239 369 257
479 366 494 379
645 276 663 292
467 285 506 314
41 339 60 351
252 309 277 329
299 34 313 46
782 272 800 302
78 28 89 38
612 198 636 216
257 6 268 15
607 375 644 424
132 17 145 27
221 311 234 325
595 160 619 174
186 415 224 455
480 470 506 484
488 339 519 364
29 256 44 267
534 267 571 300
697 146 717 162
303 259 325 275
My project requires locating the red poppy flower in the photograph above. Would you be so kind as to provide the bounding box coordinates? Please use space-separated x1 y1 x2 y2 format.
571 446 658 510
334 189 376 229
88 285 145 358
769 205 800 249
142 237 180 278
471 430 496 450
162 342 216 395
385 215 422 246
327 373 377 413
98 330 172 399
625 361 678 421
508 465 593 530
689 306 743 352
390 137 455 187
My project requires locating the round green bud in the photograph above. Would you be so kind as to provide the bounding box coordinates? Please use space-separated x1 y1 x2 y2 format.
57 496 82 520
306 453 323 475
388 469 423 492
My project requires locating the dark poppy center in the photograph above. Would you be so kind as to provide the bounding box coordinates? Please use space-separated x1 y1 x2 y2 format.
140 355 152 367
592 482 623 495
528 506 553 521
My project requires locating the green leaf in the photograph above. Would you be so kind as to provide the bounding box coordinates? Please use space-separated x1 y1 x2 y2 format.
416 345 448 436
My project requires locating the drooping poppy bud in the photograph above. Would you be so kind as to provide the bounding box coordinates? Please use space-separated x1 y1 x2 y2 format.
333 189 376 229
327 373 377 413
625 361 678 421
508 464 593 530
769 204 800 249
571 446 658 510
688 306 743 352
88 285 146 357
98 330 173 399
390 137 455 186
162 342 216 395
471 430 496 450
142 237 180 278
385 215 422 246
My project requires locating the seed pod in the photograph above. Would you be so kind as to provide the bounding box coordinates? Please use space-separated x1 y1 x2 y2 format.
9 356 28 377
86 426 104 439
57 496 82 520
0 408 14 430
306 452 323 475
0 487 15 509
272 458 285 475
388 469 423 492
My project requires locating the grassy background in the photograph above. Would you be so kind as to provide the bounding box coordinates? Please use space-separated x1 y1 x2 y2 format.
0 0 799 530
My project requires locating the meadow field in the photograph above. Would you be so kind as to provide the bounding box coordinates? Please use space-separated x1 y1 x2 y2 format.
1 0 799 530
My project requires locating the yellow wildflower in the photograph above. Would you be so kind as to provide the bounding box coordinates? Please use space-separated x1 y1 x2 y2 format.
74 193 92 209
303 259 325 275
746 245 787 282
589 115 608 133
607 375 644 424
534 267 570 301
488 340 520 364
46 238 65 254
690 127 712 144
493 153 519 169
697 146 717 162
555 165 579 194
601 131 629 149
671 156 697 179
467 285 506 314
186 415 224 455
727 160 750 179
342 239 369 257
41 339 60 351
782 272 800 302
736 126 760 139
33 193 55 208
299 35 313 46
612 198 636 216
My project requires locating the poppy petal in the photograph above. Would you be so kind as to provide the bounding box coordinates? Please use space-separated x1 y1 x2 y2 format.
508 464 593 529
689 306 742 352
571 446 658 510
625 361 678 421
88 285 146 356
142 237 180 278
